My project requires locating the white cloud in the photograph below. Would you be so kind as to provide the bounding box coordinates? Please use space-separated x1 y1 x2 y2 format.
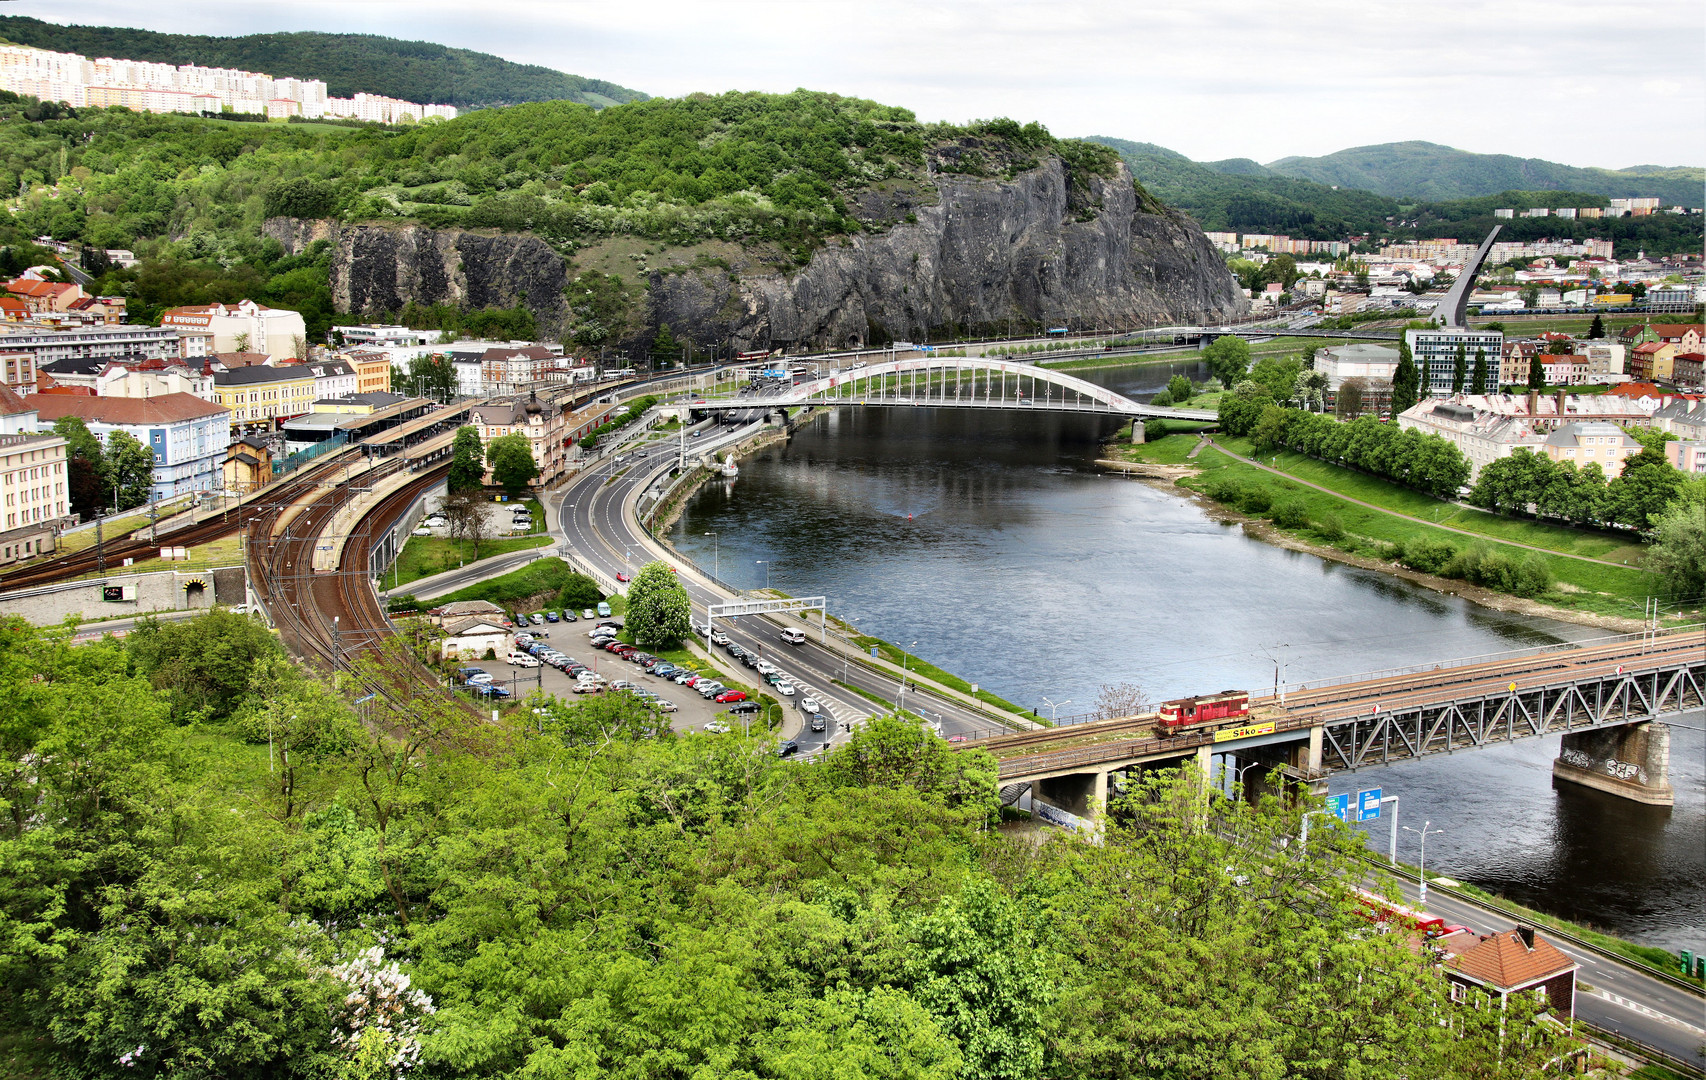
17 0 1704 167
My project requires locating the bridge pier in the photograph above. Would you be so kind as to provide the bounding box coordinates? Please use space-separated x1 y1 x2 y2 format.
1034 770 1107 818
1553 722 1674 806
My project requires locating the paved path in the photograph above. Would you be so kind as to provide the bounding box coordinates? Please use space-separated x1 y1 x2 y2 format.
1205 438 1649 572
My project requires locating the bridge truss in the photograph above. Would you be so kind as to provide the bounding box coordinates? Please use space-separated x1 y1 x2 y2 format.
1318 656 1704 772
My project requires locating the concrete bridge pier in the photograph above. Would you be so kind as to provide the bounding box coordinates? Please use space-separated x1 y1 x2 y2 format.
1034 771 1107 818
1553 722 1674 806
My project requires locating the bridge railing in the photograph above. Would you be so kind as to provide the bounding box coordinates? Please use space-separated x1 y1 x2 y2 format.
1277 624 1703 698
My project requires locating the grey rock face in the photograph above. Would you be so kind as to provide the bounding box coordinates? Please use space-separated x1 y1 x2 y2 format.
270 155 1246 348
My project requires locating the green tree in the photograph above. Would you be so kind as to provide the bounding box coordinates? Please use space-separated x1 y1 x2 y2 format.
651 322 680 367
1645 482 1706 600
1526 353 1545 390
1165 374 1193 403
1608 446 1685 531
102 430 155 511
623 560 692 648
556 572 604 611
1451 342 1468 394
1470 348 1489 395
125 608 283 722
447 425 485 493
52 415 106 518
485 432 539 495
1248 355 1301 403
1587 313 1605 339
1390 338 1420 416
1202 335 1251 390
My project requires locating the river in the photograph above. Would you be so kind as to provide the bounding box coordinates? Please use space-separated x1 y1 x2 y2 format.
667 359 1703 953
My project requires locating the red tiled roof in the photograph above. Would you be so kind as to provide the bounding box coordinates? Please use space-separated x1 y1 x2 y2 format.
0 382 32 416
1648 324 1703 338
3 279 75 298
31 392 228 425
1634 342 1665 354
1603 383 1666 397
1447 930 1576 991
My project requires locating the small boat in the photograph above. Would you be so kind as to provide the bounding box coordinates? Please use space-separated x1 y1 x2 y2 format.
719 461 739 477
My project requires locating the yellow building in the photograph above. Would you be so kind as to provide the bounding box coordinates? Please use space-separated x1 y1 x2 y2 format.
212 364 318 432
1540 422 1641 478
349 350 394 395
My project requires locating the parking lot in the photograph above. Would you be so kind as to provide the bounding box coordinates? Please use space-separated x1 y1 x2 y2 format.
474 622 769 735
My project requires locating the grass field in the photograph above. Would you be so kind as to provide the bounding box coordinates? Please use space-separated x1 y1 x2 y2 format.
1467 314 1654 337
851 634 1032 718
388 534 552 588
1124 434 1667 622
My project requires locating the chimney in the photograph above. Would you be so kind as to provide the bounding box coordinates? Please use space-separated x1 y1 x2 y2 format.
1527 390 1539 418
1516 925 1535 950
1556 389 1567 418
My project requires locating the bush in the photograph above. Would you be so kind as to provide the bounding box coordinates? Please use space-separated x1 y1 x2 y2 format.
1447 544 1553 598
1150 390 1174 408
1315 512 1345 541
1239 487 1272 514
1270 498 1309 530
1142 418 1168 443
1398 538 1458 575
1201 477 1245 505
556 572 604 610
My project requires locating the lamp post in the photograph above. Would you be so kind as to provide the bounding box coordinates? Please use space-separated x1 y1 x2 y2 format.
756 559 770 591
896 639 917 713
1404 821 1444 906
704 531 718 580
1040 696 1071 722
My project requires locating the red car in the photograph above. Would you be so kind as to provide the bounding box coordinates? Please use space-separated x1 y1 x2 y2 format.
616 572 632 582
715 690 748 703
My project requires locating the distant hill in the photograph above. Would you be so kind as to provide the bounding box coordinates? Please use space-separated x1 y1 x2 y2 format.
1265 141 1703 207
1085 136 1399 236
0 16 647 110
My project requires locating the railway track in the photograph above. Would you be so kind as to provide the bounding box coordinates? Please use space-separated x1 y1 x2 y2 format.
0 446 368 591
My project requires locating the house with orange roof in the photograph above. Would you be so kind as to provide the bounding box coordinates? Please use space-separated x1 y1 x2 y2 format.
3 277 85 314
1630 341 1674 382
0 297 28 322
1438 926 1578 1019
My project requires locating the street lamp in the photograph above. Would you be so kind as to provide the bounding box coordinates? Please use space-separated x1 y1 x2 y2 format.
704 531 718 579
1040 696 1071 722
756 560 770 591
1404 821 1445 906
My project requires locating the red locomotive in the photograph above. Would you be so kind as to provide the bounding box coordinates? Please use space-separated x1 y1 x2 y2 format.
1156 690 1250 734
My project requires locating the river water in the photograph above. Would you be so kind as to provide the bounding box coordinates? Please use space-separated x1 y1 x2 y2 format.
668 359 1704 953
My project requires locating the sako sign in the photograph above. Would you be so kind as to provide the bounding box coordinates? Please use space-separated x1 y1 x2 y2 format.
1214 720 1277 742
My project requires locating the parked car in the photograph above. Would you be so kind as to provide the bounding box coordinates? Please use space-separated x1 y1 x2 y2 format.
655 699 678 712
573 681 603 694
470 683 510 699
529 613 545 625
561 611 578 622
610 680 636 692
715 690 747 703
777 740 800 757
597 602 612 617
696 684 725 699
545 611 560 623
506 653 540 667
704 720 731 735
583 608 597 619
727 701 760 715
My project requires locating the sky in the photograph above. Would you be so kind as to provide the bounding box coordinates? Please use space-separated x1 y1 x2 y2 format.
13 0 1705 169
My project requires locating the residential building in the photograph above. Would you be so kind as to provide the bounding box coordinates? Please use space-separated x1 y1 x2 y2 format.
1467 390 1654 430
1405 328 1505 395
0 351 37 395
222 435 275 494
162 300 308 363
1313 343 1400 389
2 278 85 314
1652 400 1706 441
306 358 358 400
1579 343 1625 381
66 296 127 323
211 365 318 432
1538 422 1641 478
1438 926 1577 1020
0 324 181 365
347 351 394 395
1665 441 1706 474
96 363 215 402
1672 353 1704 389
337 324 439 347
1630 341 1674 382
30 393 228 500
469 390 569 488
1396 399 1542 480
431 600 511 629
0 384 71 561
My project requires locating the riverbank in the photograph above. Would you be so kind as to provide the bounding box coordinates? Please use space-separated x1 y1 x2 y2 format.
1113 434 1671 633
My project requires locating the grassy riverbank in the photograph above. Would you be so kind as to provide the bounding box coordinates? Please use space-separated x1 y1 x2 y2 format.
852 634 1035 720
1041 334 1390 374
1121 434 1673 624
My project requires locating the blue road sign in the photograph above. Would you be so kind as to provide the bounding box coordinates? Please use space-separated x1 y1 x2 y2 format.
1358 788 1383 821
870 645 880 658
1327 793 1351 821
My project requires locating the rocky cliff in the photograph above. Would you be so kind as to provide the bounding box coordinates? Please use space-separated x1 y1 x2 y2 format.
268 156 1247 349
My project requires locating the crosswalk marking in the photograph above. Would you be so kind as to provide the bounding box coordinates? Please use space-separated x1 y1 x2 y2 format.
1589 989 1706 1035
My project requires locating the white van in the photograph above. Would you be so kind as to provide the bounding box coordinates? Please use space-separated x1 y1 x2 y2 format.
506 652 540 667
779 628 806 645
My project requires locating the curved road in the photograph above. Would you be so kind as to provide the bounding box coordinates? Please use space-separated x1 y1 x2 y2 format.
554 416 1024 755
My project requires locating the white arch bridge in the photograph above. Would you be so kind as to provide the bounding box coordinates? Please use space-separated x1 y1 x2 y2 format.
690 358 1216 420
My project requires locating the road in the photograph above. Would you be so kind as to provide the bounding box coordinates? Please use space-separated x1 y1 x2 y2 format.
1381 871 1706 1070
554 416 1027 756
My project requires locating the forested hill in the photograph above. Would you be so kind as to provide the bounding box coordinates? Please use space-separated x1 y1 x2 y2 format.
0 16 647 109
1086 135 1705 256
1265 141 1704 207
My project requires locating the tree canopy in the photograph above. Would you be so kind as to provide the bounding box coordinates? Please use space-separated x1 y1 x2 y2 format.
623 559 692 648
485 432 539 494
447 425 485 493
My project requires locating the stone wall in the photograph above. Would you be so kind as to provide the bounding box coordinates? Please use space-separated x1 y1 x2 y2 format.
0 566 245 625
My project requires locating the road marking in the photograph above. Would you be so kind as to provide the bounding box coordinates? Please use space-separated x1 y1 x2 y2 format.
1588 990 1706 1035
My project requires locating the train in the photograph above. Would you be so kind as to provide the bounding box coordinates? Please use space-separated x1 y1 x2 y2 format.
1156 690 1251 735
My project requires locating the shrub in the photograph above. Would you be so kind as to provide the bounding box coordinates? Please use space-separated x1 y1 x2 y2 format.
1398 538 1458 575
1150 389 1174 407
1239 487 1272 514
1270 498 1309 530
1202 477 1245 505
1142 418 1168 443
1315 512 1345 541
